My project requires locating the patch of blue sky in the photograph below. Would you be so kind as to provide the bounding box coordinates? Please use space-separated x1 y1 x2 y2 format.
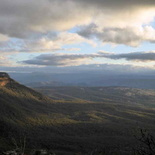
11 53 39 63
93 57 126 65
61 41 155 55
96 44 136 53
99 44 147 54
149 18 155 28
61 42 97 54
134 42 155 52
68 26 81 33
99 42 155 54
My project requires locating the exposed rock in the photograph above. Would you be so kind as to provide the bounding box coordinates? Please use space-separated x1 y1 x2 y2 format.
0 72 14 87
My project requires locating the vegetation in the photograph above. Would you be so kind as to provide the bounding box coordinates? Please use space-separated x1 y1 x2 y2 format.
36 86 155 107
1 79 155 154
132 129 155 155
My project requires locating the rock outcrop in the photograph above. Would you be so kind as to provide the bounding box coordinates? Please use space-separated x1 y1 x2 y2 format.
0 72 11 86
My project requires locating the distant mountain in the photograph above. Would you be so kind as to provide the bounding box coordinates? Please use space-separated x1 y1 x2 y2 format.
1 73 155 154
10 72 155 89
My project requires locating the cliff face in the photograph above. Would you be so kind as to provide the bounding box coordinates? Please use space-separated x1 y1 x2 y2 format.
0 77 10 86
0 72 12 86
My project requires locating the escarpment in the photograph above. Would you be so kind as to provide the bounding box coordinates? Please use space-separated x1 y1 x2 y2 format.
0 72 15 87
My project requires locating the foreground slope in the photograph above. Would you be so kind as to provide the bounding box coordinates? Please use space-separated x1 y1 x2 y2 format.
1 73 155 154
0 73 55 150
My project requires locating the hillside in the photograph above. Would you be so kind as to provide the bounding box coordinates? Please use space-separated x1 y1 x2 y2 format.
0 73 54 151
1 73 155 154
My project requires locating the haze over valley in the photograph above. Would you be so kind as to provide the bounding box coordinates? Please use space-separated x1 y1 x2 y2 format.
9 71 155 89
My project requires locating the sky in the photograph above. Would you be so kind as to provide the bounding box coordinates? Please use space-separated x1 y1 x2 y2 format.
0 0 155 74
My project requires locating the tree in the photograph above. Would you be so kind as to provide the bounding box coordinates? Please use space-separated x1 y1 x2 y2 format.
134 129 155 155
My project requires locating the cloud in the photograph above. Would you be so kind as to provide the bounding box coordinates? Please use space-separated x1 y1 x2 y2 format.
75 0 155 8
0 32 95 53
76 0 155 28
21 51 155 67
0 0 155 71
0 55 14 66
0 34 9 42
78 25 155 46
0 0 154 40
101 51 155 61
22 53 97 66
0 0 93 38
74 0 155 47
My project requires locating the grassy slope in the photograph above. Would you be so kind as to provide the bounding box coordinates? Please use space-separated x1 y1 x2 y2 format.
1 83 155 154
